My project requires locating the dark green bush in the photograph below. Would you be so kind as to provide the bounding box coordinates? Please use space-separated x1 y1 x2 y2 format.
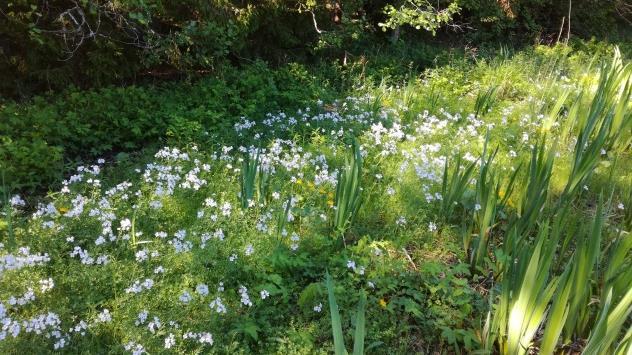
2 1 627 99
459 0 627 43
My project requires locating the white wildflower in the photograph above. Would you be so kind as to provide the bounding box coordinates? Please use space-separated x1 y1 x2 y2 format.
164 333 175 349
196 284 209 296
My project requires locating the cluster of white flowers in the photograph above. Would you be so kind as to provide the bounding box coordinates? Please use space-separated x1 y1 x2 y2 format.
169 229 192 253
179 291 193 304
234 118 256 132
96 309 112 323
0 248 50 277
125 279 154 294
220 202 232 217
69 246 109 265
164 333 176 349
347 260 365 275
32 202 59 219
39 278 54 292
290 232 300 251
195 284 209 296
124 341 146 355
63 194 89 218
68 320 88 336
181 165 208 190
135 310 149 326
0 311 64 346
183 331 213 345
256 211 273 232
7 288 35 307
147 316 162 333
9 195 26 208
238 286 253 307
119 218 132 232
209 297 227 314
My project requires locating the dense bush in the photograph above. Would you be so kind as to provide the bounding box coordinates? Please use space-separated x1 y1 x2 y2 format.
1 0 628 98
0 0 356 98
459 0 628 42
0 62 334 191
0 0 241 97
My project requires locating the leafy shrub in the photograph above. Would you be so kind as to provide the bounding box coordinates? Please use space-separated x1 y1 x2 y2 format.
0 62 333 191
459 0 625 42
2 0 627 99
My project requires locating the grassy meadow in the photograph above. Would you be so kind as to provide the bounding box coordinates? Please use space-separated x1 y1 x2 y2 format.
1 44 631 354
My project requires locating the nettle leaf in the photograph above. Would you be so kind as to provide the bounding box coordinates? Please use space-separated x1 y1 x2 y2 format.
402 298 423 317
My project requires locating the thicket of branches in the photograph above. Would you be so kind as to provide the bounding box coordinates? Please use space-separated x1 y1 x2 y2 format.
0 0 628 98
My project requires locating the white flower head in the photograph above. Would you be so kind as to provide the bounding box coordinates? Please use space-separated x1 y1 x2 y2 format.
196 284 209 296
179 291 192 304
119 219 132 232
10 195 26 208
164 333 176 349
96 309 112 323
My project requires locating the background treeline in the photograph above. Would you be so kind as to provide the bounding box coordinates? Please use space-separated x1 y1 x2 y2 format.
1 0 630 99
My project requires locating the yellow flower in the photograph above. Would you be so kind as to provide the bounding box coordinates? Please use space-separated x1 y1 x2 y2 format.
378 298 387 309
58 206 69 215
327 199 334 207
296 179 303 185
499 189 515 208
